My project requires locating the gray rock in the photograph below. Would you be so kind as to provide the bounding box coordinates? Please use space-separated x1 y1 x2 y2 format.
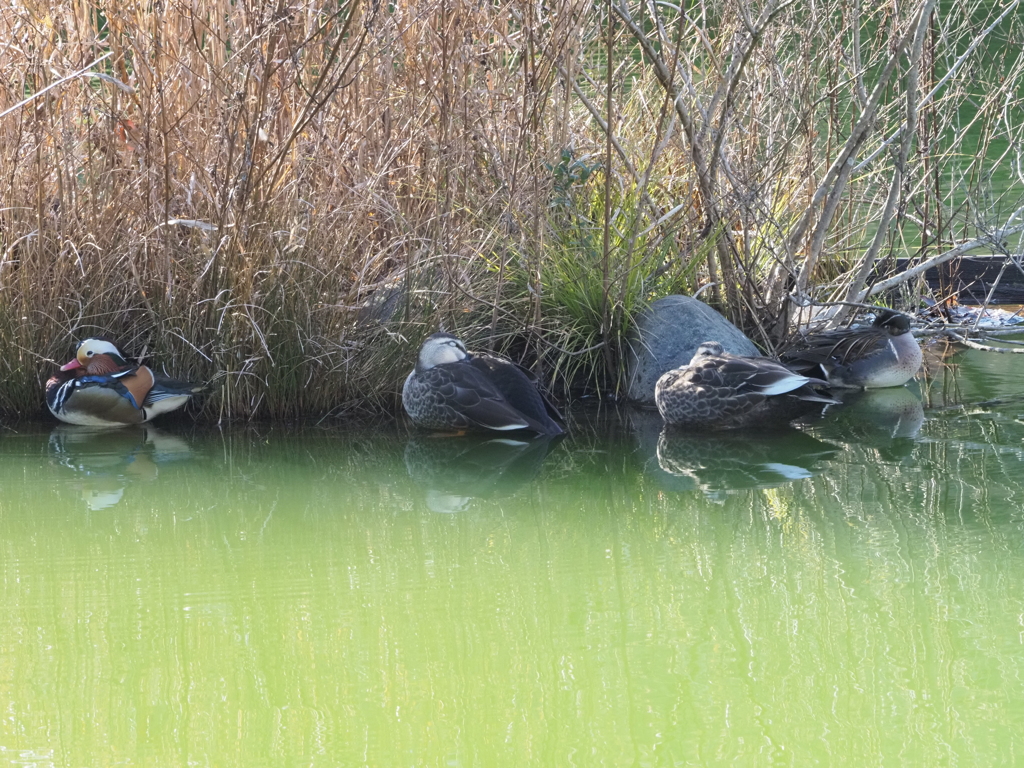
625 295 761 403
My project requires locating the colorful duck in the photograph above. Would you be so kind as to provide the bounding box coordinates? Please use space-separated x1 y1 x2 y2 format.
402 332 565 435
46 338 208 426
655 341 837 429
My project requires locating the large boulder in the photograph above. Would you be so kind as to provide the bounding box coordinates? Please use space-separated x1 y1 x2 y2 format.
625 295 761 403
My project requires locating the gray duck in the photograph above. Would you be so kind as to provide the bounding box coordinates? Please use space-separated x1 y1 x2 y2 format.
655 341 837 430
780 309 922 388
402 332 564 435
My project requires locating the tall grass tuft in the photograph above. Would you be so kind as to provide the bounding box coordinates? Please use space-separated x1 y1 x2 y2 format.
1 0 1021 418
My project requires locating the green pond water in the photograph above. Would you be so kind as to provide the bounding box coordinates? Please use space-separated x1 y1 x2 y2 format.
3 342 1024 767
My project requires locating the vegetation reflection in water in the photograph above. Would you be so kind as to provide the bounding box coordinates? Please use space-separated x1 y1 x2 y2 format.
2 346 1024 766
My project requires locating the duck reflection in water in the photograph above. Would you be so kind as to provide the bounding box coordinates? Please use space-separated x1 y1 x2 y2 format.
808 384 925 459
630 407 839 495
404 433 560 513
653 426 842 497
48 425 195 510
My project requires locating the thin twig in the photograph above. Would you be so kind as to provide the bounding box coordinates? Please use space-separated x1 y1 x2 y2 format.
940 331 1024 354
0 52 113 120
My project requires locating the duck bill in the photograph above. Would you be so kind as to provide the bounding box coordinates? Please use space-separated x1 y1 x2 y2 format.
60 358 83 371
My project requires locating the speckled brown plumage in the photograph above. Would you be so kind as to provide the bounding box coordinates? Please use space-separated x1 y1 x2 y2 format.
655 342 837 430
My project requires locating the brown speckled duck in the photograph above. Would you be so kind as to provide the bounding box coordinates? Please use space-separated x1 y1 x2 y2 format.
655 342 837 430
402 332 564 435
781 309 923 389
46 338 208 426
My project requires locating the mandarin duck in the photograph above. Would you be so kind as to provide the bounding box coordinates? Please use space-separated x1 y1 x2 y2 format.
46 338 208 426
402 332 565 435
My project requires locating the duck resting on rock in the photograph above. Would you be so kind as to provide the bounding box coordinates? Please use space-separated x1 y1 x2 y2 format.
655 341 838 430
47 338 209 426
403 332 565 435
780 309 923 389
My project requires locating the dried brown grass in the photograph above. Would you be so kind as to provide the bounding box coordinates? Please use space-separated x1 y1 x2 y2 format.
0 0 1021 418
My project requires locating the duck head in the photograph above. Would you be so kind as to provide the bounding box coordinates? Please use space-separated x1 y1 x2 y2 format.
417 332 470 371
60 338 129 374
690 341 725 363
874 310 912 335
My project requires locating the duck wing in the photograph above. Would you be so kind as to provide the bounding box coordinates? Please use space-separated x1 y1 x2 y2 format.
697 355 824 397
46 371 147 425
783 326 889 367
416 362 553 433
470 355 564 433
688 356 837 409
145 373 210 406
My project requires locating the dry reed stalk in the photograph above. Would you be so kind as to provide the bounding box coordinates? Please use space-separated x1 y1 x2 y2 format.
0 0 1020 418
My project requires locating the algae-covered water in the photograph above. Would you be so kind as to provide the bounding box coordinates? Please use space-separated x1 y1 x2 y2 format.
2 342 1024 766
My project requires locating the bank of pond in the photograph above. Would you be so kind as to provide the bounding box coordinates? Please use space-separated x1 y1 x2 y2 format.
17 340 1024 509
45 303 926 434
